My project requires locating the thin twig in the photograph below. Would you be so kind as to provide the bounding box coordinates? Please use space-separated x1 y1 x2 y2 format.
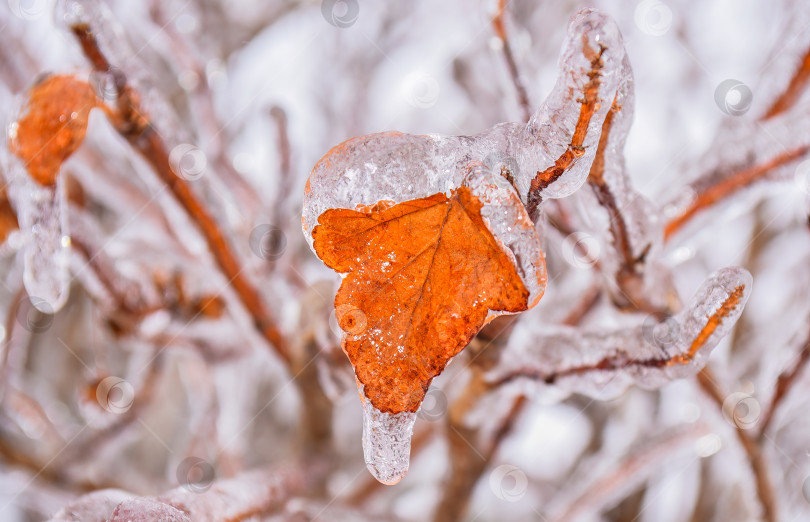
664 144 810 241
761 45 810 120
527 39 606 217
492 0 532 123
696 368 777 522
758 331 810 437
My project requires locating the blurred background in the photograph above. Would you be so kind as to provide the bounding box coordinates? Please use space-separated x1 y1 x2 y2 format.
0 0 809 520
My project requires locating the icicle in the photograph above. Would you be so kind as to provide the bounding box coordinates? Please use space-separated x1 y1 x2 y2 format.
7 168 70 312
360 396 416 485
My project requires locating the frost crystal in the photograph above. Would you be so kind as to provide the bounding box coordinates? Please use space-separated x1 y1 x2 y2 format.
361 397 416 485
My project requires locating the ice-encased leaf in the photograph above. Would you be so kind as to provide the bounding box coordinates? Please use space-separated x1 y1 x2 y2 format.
489 267 753 399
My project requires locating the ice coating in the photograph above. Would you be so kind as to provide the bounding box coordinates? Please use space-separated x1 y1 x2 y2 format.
7 170 70 312
519 8 626 201
466 166 546 307
302 9 627 234
489 267 753 399
361 397 417 485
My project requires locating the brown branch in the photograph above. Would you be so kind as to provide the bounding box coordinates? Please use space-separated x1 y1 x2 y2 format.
664 144 810 241
70 23 290 365
696 368 776 522
527 38 606 217
761 45 810 120
492 0 531 123
758 331 810 437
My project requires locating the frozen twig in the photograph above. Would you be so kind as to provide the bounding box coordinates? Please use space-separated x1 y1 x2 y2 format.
490 267 752 398
524 9 626 216
49 460 326 521
68 19 290 364
492 0 531 123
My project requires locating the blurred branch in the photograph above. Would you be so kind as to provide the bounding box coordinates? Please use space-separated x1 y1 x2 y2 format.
758 329 810 437
492 0 532 123
552 425 707 522
69 22 290 365
696 368 777 522
761 45 810 120
664 144 810 240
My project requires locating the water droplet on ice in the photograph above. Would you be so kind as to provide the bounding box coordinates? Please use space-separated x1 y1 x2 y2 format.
361 398 416 485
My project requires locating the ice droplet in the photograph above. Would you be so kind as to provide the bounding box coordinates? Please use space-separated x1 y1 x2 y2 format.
361 397 416 485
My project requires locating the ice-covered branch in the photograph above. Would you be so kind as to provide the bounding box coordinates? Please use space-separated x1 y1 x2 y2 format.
489 267 752 398
521 8 626 216
63 3 290 364
49 461 324 521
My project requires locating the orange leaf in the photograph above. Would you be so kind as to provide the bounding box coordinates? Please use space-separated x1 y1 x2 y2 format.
313 185 533 414
8 75 103 186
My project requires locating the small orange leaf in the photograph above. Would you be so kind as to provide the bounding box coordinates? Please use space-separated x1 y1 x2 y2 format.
313 185 531 414
8 75 103 186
